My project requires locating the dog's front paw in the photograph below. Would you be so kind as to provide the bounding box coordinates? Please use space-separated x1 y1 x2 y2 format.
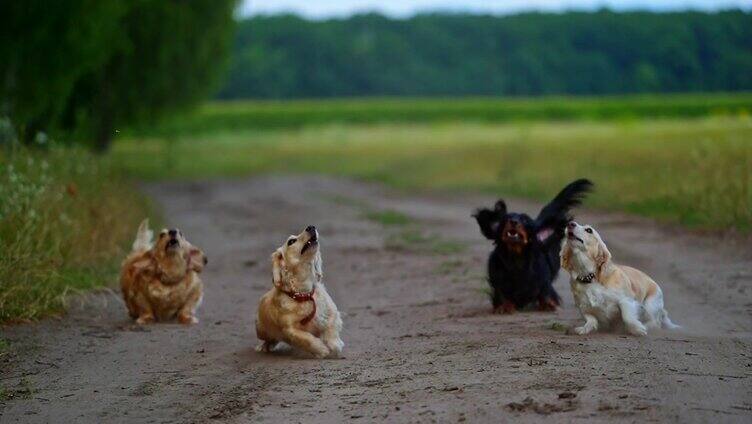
493 301 516 315
178 314 198 325
537 297 559 312
326 338 344 358
311 347 330 359
572 325 592 335
136 314 155 325
626 322 648 337
256 341 277 353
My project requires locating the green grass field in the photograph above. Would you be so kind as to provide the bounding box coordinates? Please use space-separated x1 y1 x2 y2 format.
115 114 752 231
131 93 752 137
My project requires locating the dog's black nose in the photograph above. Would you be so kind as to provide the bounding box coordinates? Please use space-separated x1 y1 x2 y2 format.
567 222 577 229
306 225 316 233
168 229 178 237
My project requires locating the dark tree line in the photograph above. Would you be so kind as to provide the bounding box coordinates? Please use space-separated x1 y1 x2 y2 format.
1 0 237 150
218 10 752 99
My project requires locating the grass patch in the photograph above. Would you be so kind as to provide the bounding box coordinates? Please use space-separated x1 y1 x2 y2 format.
323 194 368 208
385 229 465 255
548 321 569 333
114 116 752 231
364 210 413 226
437 259 477 283
0 147 153 323
437 259 465 274
0 378 36 401
0 338 8 358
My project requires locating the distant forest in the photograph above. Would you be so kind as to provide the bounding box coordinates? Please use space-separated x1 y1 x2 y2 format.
217 10 752 99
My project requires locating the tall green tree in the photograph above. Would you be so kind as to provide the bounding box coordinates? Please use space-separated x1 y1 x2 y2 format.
63 0 237 151
0 1 126 142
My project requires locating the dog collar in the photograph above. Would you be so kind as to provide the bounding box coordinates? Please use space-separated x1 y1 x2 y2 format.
281 285 317 325
576 273 595 284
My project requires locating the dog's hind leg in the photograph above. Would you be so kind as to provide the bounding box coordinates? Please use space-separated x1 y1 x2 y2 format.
620 299 647 336
537 286 561 312
659 310 680 330
642 290 664 329
283 328 330 358
644 289 680 330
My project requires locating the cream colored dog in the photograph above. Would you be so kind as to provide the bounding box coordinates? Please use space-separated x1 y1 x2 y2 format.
560 222 679 336
255 225 344 358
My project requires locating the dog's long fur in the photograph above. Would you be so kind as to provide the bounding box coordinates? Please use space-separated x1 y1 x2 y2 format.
474 179 593 313
120 219 207 325
561 222 679 336
255 226 344 358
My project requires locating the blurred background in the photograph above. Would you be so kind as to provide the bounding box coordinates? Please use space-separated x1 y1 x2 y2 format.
0 1 750 321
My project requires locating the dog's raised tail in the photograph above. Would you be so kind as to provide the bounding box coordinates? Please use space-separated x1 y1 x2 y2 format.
535 178 594 228
132 219 153 252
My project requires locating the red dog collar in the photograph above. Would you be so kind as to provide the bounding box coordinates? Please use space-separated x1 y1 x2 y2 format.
281 285 317 325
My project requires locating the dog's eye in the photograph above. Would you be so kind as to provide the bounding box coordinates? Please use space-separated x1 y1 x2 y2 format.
287 238 296 246
585 228 593 234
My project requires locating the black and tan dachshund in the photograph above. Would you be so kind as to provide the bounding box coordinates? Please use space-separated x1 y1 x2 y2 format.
474 179 593 313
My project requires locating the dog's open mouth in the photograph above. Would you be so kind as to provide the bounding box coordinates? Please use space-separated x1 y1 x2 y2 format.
567 231 583 244
166 238 180 251
505 230 521 241
301 227 318 254
301 238 317 254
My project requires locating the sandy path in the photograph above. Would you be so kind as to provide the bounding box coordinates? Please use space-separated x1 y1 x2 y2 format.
1 176 751 423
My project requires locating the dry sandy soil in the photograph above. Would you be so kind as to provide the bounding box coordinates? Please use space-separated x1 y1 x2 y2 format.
1 176 751 423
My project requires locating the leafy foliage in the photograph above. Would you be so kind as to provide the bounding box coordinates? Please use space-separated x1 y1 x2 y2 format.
0 1 126 142
219 11 752 99
63 0 238 150
0 0 237 150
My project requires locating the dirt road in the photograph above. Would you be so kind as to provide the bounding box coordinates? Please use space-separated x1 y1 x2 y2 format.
2 176 751 423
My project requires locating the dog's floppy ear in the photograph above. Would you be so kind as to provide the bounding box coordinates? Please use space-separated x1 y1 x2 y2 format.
560 242 572 272
594 238 612 277
271 249 285 289
188 247 207 273
474 199 507 240
494 199 507 215
312 250 323 283
537 227 554 243
125 251 154 279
